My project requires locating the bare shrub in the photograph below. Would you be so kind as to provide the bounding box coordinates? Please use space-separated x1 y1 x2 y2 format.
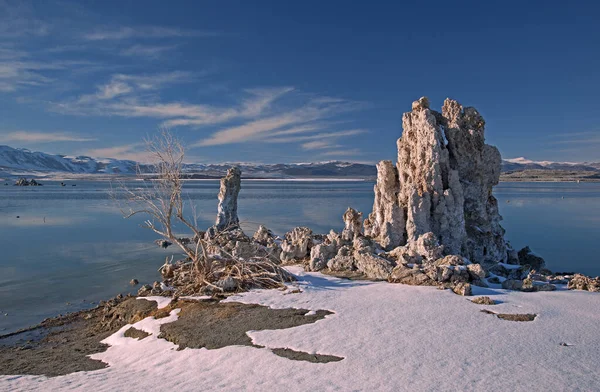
115 131 292 294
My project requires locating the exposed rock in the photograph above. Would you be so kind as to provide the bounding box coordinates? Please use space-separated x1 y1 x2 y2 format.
387 232 444 264
433 255 465 266
567 274 600 292
506 243 520 265
155 239 172 249
129 279 139 286
253 225 274 246
471 296 496 305
232 241 272 261
161 264 175 279
309 242 337 272
124 327 150 340
137 284 152 296
518 246 546 270
533 282 557 292
452 282 472 296
496 313 536 322
466 263 486 280
280 227 313 263
353 252 394 280
215 167 241 231
327 255 356 272
502 279 523 291
489 264 530 280
427 265 470 284
364 161 405 250
265 239 283 263
341 207 363 241
388 265 434 286
14 178 42 186
481 310 537 322
364 97 507 265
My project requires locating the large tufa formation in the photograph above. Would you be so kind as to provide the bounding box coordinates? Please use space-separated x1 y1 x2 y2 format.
365 97 507 266
215 167 241 231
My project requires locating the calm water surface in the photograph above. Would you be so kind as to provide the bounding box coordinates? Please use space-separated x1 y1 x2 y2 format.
1 180 599 333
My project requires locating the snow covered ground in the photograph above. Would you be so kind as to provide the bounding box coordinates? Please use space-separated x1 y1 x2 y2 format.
2 267 599 391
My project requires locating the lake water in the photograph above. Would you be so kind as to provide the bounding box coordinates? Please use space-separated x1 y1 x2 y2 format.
1 180 599 333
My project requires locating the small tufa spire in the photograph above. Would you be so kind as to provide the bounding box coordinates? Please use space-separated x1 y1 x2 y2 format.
411 96 430 111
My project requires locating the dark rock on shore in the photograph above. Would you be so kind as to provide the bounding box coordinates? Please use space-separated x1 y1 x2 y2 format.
518 246 546 270
14 178 42 186
0 296 157 377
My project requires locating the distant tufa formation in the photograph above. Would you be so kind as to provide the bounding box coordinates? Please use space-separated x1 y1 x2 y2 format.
153 97 597 296
215 167 241 231
14 178 42 186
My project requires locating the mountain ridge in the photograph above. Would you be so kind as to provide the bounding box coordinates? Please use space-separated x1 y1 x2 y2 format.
1 145 599 179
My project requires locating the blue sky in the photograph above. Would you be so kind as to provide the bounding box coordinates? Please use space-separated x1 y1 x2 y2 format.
0 0 599 163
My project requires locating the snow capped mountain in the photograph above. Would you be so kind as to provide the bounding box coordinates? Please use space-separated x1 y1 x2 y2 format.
0 145 141 175
1 145 597 179
0 145 376 178
502 157 600 172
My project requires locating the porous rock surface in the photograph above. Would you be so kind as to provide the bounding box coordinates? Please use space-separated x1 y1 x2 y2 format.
365 97 506 266
215 167 241 231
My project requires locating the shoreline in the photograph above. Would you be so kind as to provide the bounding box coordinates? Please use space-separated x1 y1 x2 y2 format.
3 176 600 183
2 267 600 390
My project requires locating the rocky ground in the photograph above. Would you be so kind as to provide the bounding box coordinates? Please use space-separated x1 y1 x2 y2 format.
0 294 338 377
0 295 157 377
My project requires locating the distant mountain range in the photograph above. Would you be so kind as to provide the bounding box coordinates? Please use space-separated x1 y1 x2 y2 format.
502 157 600 172
1 145 598 179
0 145 376 179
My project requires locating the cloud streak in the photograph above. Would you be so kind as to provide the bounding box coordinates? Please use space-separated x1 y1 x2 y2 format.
81 143 152 162
0 131 96 143
84 26 220 41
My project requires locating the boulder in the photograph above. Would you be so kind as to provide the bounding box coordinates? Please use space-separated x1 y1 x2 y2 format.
253 225 274 246
327 255 356 272
567 274 600 292
280 227 313 263
452 282 472 296
518 246 546 271
467 263 486 280
341 207 363 241
388 265 434 286
309 242 338 271
502 279 523 291
353 252 394 280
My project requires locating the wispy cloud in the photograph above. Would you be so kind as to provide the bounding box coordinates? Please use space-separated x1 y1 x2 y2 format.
120 44 178 58
264 129 366 144
194 100 363 146
549 137 600 145
0 45 92 92
84 26 219 41
0 131 96 143
301 140 341 150
320 148 365 157
545 130 600 146
55 71 194 108
81 143 151 161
